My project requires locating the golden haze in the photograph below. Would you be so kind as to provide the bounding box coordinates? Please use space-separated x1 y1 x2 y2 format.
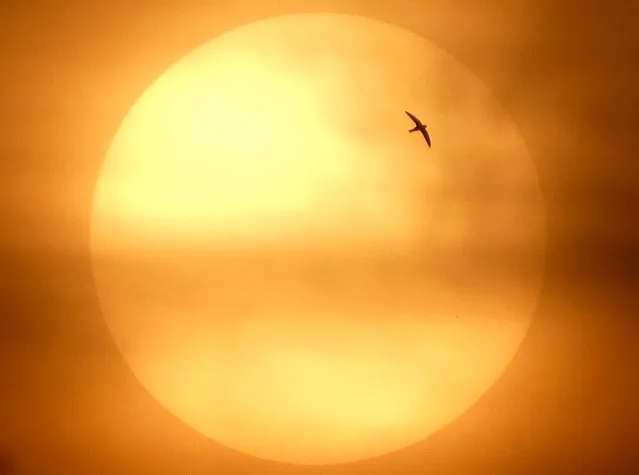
90 14 545 465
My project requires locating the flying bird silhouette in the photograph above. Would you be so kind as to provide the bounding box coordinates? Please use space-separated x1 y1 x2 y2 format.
405 111 431 147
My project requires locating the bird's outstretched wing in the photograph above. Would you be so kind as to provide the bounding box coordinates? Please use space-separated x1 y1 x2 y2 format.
420 128 431 147
404 110 422 126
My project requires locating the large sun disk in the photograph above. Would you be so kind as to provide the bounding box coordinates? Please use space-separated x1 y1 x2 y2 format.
91 13 545 465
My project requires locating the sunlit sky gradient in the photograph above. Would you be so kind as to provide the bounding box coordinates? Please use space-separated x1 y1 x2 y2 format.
1 0 637 474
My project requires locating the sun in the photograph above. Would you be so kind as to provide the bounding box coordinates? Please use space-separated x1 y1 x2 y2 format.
90 13 545 465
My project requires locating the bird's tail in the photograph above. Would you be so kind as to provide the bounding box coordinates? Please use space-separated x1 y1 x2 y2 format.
408 126 419 132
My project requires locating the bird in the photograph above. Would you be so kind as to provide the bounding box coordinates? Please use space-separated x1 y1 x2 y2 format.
405 111 431 147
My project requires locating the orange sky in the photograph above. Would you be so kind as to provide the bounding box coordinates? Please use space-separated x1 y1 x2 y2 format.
1 0 638 474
